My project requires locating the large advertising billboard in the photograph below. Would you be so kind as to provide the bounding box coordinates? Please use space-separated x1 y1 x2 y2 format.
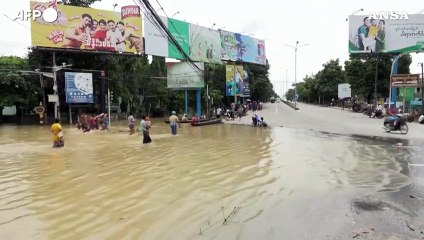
30 2 143 53
143 16 190 59
225 64 249 96
220 30 266 65
168 18 190 59
65 72 94 103
167 62 204 89
189 24 222 64
144 15 168 57
348 14 424 53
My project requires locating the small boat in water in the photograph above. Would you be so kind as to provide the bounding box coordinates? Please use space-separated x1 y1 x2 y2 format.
164 118 209 124
191 118 223 126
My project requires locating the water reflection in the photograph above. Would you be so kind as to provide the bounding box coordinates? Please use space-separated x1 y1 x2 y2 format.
0 122 421 239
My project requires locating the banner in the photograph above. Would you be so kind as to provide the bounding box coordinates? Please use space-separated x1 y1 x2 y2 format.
144 15 168 57
168 18 190 59
225 64 245 96
30 2 143 53
220 30 266 65
167 62 204 89
65 72 93 103
189 24 222 64
348 14 424 53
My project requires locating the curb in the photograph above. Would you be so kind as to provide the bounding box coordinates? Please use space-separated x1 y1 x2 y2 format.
282 100 300 110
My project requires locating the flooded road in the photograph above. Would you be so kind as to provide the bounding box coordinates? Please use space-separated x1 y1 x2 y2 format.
0 121 423 239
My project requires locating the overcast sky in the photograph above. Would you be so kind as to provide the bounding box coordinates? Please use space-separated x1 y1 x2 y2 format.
1 0 423 97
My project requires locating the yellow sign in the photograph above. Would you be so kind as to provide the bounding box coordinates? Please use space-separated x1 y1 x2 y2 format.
30 2 144 53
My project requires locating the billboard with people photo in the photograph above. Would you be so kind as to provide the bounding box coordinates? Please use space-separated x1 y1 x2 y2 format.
30 2 143 53
348 14 424 53
226 64 247 96
220 30 266 65
189 24 222 64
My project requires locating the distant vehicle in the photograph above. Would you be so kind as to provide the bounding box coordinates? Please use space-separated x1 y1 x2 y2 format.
276 98 281 103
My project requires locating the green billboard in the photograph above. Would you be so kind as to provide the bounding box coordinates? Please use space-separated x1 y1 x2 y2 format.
168 18 190 59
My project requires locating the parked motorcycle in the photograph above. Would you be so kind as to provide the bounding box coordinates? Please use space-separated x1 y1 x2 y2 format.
383 116 408 134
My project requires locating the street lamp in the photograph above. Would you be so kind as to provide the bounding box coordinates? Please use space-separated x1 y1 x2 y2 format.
113 3 118 11
172 11 180 18
211 23 216 29
283 41 309 109
345 8 364 21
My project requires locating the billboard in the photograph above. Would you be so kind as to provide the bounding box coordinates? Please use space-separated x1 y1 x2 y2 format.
167 62 204 89
189 24 222 64
348 14 424 53
143 16 190 59
168 18 190 59
65 72 94 103
144 15 168 57
220 30 266 65
338 83 351 100
226 64 248 96
30 2 143 53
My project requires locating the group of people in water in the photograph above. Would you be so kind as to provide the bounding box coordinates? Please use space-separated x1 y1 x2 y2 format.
51 102 268 147
75 113 109 132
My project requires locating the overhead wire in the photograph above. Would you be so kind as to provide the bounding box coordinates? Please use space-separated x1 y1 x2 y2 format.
135 0 203 74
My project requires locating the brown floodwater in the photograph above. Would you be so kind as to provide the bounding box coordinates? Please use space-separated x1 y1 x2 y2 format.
0 120 422 239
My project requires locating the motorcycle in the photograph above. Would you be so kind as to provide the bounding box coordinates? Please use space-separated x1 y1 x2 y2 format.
383 115 408 134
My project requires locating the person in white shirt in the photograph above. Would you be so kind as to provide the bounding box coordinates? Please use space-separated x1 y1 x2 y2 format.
106 20 122 51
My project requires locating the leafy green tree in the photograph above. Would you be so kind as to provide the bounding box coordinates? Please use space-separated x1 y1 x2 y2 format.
0 56 40 123
62 0 99 7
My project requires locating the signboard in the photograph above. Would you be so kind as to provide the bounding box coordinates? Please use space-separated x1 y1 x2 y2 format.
30 2 143 53
348 14 424 53
65 72 94 103
144 15 168 57
390 74 420 87
168 18 190 59
225 64 247 96
143 16 190 59
338 83 351 99
189 24 222 64
220 30 266 65
167 62 204 89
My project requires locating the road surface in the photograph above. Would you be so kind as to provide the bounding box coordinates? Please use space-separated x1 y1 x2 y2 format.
227 102 424 140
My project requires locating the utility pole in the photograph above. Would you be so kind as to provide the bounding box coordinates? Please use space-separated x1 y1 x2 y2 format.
53 52 59 120
374 54 379 107
420 62 424 113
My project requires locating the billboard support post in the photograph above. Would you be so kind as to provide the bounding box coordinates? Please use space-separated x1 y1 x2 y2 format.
184 89 188 115
107 88 111 128
374 53 379 107
196 89 201 118
69 104 72 124
421 62 424 113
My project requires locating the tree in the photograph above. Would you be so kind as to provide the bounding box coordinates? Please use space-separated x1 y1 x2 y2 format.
0 56 40 123
62 0 99 7
314 59 345 103
345 53 411 103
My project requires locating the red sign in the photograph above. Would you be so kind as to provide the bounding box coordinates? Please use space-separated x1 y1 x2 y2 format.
121 5 140 20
